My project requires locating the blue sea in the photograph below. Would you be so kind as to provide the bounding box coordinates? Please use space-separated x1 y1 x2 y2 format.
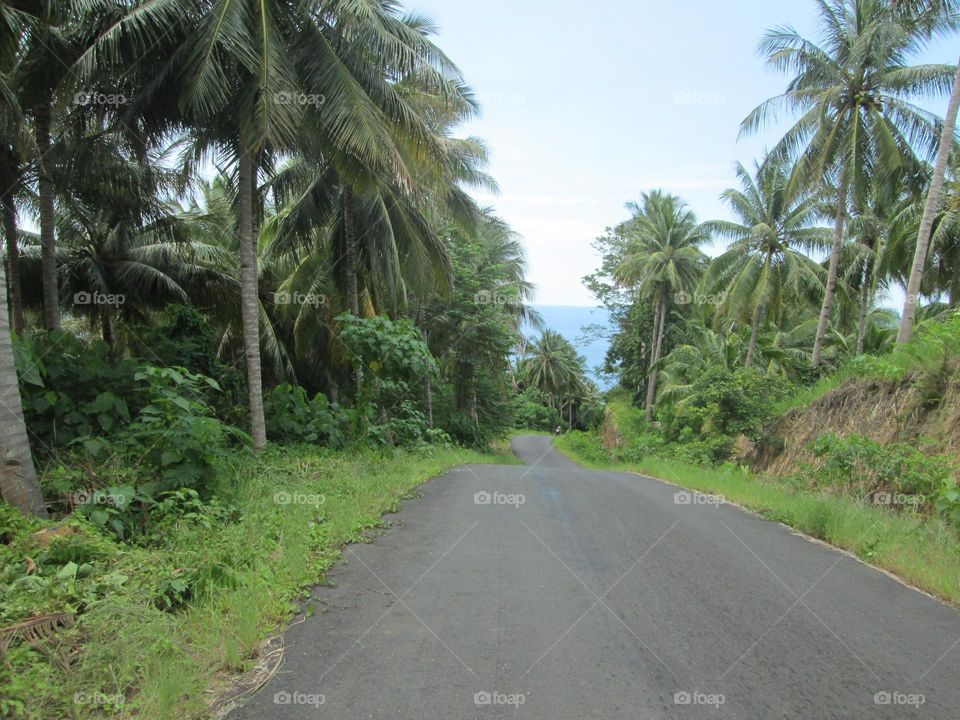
525 305 616 388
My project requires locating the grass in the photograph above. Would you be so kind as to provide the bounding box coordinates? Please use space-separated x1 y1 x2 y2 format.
0 443 504 720
770 364 860 416
555 430 960 606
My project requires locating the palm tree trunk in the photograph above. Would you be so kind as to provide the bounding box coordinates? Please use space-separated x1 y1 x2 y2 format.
745 304 763 369
897 60 960 345
36 103 59 330
342 186 359 316
643 297 661 410
1 194 24 334
647 299 662 374
856 259 872 356
342 186 363 393
0 255 46 516
645 298 667 422
238 146 267 452
424 374 433 428
812 176 848 366
101 306 115 363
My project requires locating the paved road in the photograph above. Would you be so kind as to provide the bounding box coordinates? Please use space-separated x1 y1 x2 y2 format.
228 435 960 719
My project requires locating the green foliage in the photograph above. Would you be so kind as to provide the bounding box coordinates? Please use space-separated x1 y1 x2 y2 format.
795 432 957 510
132 305 244 421
264 383 347 447
663 366 792 447
511 388 563 431
126 366 247 496
338 314 436 382
17 331 142 454
0 444 502 718
554 430 610 465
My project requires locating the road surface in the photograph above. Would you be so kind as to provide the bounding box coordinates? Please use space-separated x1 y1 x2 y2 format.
228 435 960 719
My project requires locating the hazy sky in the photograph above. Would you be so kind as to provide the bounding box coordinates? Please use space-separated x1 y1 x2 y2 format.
414 0 957 306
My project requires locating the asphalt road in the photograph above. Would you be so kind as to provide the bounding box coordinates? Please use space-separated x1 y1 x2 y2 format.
228 435 960 719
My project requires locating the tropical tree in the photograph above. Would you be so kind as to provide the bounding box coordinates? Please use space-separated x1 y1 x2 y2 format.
422 212 536 438
83 0 471 450
519 329 586 425
703 158 829 367
615 191 709 419
0 253 45 516
895 0 960 342
742 0 955 365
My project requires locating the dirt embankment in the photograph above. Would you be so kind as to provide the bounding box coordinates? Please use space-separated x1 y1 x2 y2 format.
751 361 960 478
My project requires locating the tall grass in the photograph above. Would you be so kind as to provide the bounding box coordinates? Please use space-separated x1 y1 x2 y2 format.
1 445 502 719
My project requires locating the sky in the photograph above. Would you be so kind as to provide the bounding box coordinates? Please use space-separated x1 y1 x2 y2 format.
413 0 958 307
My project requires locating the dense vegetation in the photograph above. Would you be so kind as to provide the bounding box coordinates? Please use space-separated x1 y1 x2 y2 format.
3 0 960 716
587 0 960 460
0 1 602 717
568 0 960 601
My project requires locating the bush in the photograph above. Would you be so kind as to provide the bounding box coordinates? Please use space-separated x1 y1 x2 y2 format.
38 366 247 540
796 432 957 513
264 383 347 447
666 366 792 441
511 389 563 431
17 331 145 454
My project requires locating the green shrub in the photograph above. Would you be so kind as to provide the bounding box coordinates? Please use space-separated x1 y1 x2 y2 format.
511 388 563 431
17 331 144 454
264 383 347 447
798 432 957 512
665 365 792 441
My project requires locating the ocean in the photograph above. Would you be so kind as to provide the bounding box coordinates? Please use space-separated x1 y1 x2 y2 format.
525 305 615 388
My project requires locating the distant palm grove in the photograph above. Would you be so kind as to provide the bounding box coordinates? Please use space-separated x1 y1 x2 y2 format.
588 0 960 430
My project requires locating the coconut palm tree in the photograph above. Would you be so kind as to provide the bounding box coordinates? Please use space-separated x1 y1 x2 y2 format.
703 158 829 367
12 0 84 331
0 247 45 515
742 0 955 365
616 191 709 420
519 330 585 411
83 0 473 450
894 0 960 342
885 166 960 307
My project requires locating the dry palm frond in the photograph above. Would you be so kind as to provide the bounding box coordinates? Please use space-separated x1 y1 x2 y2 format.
0 612 77 669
